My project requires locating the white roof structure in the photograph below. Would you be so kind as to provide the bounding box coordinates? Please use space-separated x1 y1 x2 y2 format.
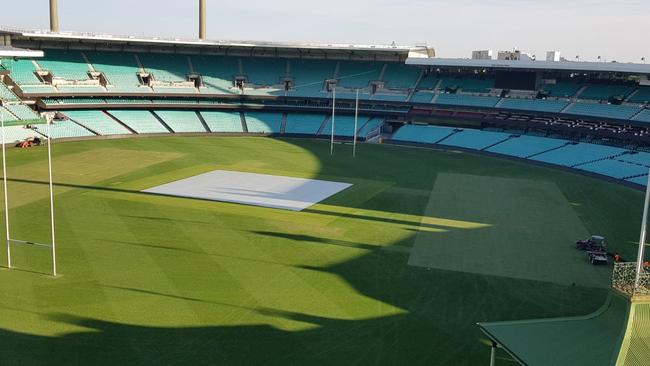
0 26 431 56
0 45 44 58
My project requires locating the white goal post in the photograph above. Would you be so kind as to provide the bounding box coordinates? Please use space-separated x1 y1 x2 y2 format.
0 49 57 277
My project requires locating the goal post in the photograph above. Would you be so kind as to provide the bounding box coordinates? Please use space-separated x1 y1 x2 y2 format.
0 49 57 277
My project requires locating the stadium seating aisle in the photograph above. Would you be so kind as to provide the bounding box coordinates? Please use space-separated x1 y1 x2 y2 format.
4 104 39 120
200 111 243 133
244 112 282 133
155 111 206 133
64 110 132 135
578 158 649 179
357 118 383 138
107 110 169 134
0 82 18 101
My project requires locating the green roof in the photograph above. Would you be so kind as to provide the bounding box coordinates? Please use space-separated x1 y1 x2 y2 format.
479 293 630 366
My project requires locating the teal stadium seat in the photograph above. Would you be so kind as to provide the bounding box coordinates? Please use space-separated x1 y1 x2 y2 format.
86 51 143 92
284 113 326 135
245 112 282 133
41 120 94 139
64 110 132 135
499 99 569 113
155 111 206 133
4 104 39 120
108 110 169 134
320 115 358 137
565 103 641 120
391 125 457 144
243 58 286 86
39 49 91 80
337 61 382 89
192 56 239 95
382 63 420 89
0 125 41 143
200 111 243 133
357 118 383 138
434 94 500 108
139 53 189 83
439 129 511 150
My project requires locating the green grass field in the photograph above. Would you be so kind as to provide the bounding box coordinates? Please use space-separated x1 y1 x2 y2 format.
0 136 643 365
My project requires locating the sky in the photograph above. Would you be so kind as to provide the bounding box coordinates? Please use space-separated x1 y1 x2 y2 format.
0 0 648 62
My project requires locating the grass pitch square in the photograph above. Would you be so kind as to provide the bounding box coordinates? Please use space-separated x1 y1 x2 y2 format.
143 170 352 211
408 173 612 287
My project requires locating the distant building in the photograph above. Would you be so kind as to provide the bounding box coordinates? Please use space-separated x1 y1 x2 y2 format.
546 51 561 62
472 50 493 60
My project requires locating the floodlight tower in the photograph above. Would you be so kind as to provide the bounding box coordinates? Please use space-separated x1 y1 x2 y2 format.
199 0 206 40
50 0 59 33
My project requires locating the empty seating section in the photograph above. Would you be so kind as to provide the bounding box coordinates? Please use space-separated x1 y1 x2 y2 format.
245 112 282 133
439 77 493 93
284 113 325 134
86 51 142 91
337 61 381 89
579 84 634 100
531 143 627 167
440 129 511 150
499 99 569 113
357 118 383 138
155 111 206 133
139 53 189 83
289 59 333 94
391 124 457 144
0 107 18 122
2 125 40 143
5 59 41 85
628 176 649 186
5 104 38 120
64 110 131 135
632 110 650 123
543 82 581 98
192 56 238 94
565 103 641 120
486 135 568 158
152 86 196 94
579 159 648 179
320 116 357 137
200 111 243 133
416 75 440 90
0 82 18 101
390 125 650 185
618 152 650 167
108 110 168 134
243 58 286 86
629 88 650 103
435 94 499 108
42 120 94 139
38 49 90 80
382 64 420 89
20 85 57 93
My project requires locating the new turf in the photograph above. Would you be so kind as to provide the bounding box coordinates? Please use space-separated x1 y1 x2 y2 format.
0 136 643 365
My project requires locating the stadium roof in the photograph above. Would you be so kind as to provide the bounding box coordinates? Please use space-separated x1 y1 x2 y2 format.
406 57 650 75
0 45 44 58
478 293 630 366
0 27 434 59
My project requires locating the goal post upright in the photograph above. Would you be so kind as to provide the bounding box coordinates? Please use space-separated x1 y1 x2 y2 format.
0 48 57 277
